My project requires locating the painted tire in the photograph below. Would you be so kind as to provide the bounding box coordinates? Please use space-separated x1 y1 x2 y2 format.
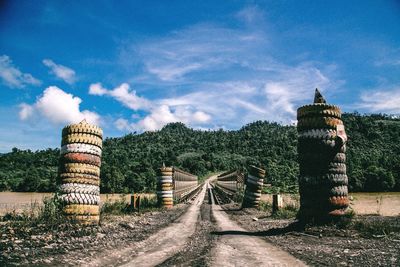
62 122 103 138
328 209 347 216
298 108 342 120
248 166 266 178
60 183 100 195
61 163 100 176
66 215 100 224
62 153 101 167
297 103 341 116
62 133 103 148
59 193 100 205
298 129 338 140
64 204 99 215
326 174 348 185
330 186 348 196
327 164 347 175
332 153 346 163
60 143 102 157
60 172 100 180
329 196 349 207
61 177 100 186
297 117 343 131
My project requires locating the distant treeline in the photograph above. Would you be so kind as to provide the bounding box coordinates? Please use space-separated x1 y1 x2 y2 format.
0 113 399 193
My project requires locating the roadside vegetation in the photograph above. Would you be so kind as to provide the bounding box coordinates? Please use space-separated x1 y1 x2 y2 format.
0 113 399 194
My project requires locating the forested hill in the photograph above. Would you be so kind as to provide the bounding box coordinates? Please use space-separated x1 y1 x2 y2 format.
0 113 399 193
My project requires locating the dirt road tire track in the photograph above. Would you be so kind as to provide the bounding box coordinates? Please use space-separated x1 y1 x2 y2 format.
208 182 307 267
84 183 208 267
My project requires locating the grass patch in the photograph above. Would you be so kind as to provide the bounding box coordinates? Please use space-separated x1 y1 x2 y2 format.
101 194 159 216
351 216 400 237
0 195 98 238
272 204 298 219
1 195 66 229
259 201 272 212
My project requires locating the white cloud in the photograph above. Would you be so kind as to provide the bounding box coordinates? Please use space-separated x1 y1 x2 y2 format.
43 59 76 84
358 88 400 114
0 55 41 88
114 118 130 131
89 83 151 110
110 6 340 131
19 86 100 125
115 104 212 132
19 103 34 120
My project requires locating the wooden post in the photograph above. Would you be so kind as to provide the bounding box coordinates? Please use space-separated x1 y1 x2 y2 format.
272 194 283 213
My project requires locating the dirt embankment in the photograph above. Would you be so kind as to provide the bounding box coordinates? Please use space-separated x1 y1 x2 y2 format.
222 203 400 267
0 205 188 266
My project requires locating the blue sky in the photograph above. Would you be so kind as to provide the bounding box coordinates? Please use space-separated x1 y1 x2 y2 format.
1 0 400 152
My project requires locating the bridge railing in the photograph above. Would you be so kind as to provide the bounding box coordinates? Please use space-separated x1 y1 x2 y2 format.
172 167 200 202
215 170 244 195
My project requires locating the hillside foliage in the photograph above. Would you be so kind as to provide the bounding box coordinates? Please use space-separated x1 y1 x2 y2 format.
0 113 399 193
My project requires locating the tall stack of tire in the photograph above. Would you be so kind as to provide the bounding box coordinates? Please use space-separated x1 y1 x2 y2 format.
157 166 173 208
58 120 103 225
242 166 265 208
297 89 349 223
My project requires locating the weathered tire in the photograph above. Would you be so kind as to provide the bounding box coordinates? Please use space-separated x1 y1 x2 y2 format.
62 122 103 138
298 108 342 120
329 196 349 207
298 129 338 140
328 163 347 175
332 153 346 163
64 204 99 215
59 193 100 205
66 215 99 225
61 163 100 176
61 177 100 186
60 183 100 195
330 186 348 196
61 143 102 156
297 103 341 118
297 117 343 131
60 172 99 180
325 174 348 185
248 165 266 178
62 133 103 148
61 153 101 167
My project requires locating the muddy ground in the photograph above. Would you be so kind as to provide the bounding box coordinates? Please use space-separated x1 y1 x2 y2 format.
0 205 188 266
221 202 400 266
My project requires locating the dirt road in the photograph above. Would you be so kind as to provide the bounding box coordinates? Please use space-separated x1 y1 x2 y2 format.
85 183 208 267
96 177 305 266
1 176 309 266
208 182 306 267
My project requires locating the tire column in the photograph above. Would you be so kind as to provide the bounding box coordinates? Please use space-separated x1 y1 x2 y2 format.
58 120 103 225
297 89 349 223
242 166 265 208
157 166 173 208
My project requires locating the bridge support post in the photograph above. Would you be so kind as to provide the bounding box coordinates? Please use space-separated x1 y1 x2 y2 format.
297 89 349 223
58 120 103 225
242 166 265 208
272 194 283 213
157 166 174 208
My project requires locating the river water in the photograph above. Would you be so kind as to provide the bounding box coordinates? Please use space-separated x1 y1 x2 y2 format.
0 192 155 215
1 192 399 216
